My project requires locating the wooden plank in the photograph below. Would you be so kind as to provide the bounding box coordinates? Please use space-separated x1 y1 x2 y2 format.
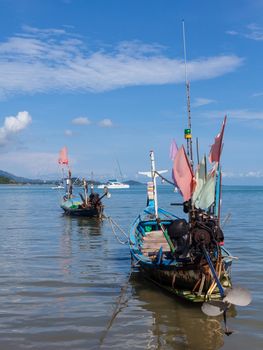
141 229 171 256
142 242 170 249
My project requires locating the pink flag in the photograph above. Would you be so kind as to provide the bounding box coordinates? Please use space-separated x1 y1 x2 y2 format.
169 139 178 161
58 146 69 165
173 146 195 201
209 116 227 163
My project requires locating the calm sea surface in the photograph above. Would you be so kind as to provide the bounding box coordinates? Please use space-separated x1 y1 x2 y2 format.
0 184 262 349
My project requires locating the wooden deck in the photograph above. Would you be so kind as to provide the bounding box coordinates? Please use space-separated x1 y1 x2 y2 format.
141 230 170 256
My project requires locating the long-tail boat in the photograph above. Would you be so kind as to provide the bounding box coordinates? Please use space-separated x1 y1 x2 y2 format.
58 147 110 218
129 142 234 303
129 142 251 331
129 23 251 324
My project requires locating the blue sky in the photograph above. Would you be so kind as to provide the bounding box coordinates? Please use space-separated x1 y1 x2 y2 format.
0 0 262 184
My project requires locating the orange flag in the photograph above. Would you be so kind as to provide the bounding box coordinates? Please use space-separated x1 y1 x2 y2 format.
58 146 69 165
209 116 227 163
173 146 195 201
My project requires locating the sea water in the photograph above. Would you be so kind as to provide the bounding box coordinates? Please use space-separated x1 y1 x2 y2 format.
0 184 262 349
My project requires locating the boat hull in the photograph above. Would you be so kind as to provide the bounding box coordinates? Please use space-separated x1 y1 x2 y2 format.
61 206 102 217
129 206 232 303
133 258 231 302
97 185 130 189
60 199 103 218
97 180 130 189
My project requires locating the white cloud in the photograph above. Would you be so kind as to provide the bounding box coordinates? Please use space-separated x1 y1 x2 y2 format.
225 109 263 121
245 23 263 41
252 92 263 97
0 27 244 98
98 118 113 127
202 109 263 121
72 117 91 125
22 25 67 37
193 98 216 107
0 111 32 145
223 171 263 178
226 24 263 41
65 129 73 136
226 30 239 36
0 151 58 177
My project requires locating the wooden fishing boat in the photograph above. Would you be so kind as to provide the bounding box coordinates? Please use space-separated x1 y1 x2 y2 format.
129 151 234 303
58 147 110 218
129 145 251 333
129 24 251 332
60 189 105 218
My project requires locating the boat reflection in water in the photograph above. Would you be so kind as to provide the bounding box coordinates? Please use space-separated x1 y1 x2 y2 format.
60 215 103 261
62 215 103 239
128 271 236 350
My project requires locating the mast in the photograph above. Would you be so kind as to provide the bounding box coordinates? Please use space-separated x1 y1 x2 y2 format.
83 178 88 205
182 20 193 168
66 168 73 199
116 159 124 181
150 150 159 219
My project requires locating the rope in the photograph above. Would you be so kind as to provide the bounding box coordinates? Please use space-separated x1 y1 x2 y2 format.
155 170 175 186
221 212 231 228
105 215 129 245
99 271 132 347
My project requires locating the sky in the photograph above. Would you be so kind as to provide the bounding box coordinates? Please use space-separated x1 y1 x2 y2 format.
0 0 262 184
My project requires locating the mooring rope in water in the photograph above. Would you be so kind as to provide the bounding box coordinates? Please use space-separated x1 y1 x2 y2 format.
221 212 232 228
105 215 129 245
99 271 132 347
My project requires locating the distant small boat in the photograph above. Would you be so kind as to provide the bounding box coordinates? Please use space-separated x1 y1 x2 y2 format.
57 147 110 218
51 184 64 190
97 179 130 189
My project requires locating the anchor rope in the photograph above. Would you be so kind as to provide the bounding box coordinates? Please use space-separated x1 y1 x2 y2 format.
99 270 132 347
105 215 129 245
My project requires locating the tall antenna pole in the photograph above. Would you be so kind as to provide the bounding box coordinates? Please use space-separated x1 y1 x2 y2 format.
182 20 193 168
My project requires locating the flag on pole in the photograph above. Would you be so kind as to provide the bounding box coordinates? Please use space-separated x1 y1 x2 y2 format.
192 155 207 204
209 116 227 163
58 146 69 165
172 145 195 201
169 139 178 161
194 165 217 210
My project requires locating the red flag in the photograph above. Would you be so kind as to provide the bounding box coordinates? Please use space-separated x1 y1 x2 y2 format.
58 146 69 165
173 146 195 201
209 116 227 163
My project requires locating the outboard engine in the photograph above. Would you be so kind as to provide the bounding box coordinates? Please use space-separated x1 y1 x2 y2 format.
167 219 190 257
192 227 212 248
190 217 224 257
206 219 224 244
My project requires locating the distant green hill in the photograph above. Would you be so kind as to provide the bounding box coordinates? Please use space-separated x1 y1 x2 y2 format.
0 175 17 184
0 169 143 185
0 170 45 184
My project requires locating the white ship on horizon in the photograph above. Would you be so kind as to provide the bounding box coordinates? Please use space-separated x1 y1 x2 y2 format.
97 179 130 189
